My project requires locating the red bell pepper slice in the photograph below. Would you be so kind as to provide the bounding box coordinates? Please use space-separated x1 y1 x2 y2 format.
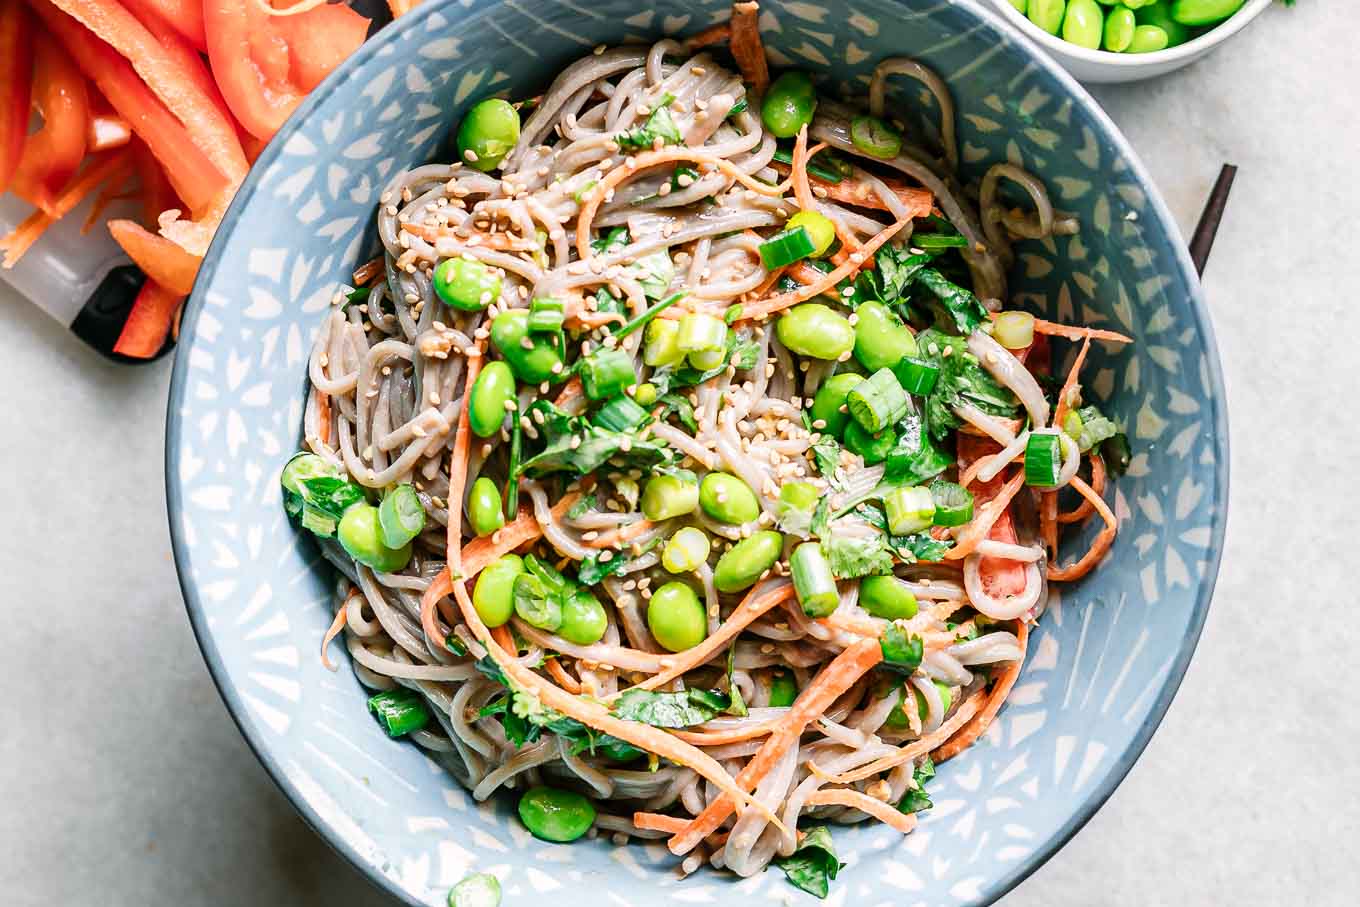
119 0 203 50
0 0 34 195
45 0 247 183
204 0 369 141
29 0 228 215
113 278 181 358
108 217 199 295
12 34 90 214
272 2 370 92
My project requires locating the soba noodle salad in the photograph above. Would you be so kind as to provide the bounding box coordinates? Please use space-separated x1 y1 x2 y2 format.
281 3 1132 896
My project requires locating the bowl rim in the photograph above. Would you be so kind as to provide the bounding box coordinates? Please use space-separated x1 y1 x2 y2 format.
986 0 1271 69
165 1 1231 904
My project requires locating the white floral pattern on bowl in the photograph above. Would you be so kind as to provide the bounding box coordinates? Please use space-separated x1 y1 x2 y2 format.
167 1 1229 904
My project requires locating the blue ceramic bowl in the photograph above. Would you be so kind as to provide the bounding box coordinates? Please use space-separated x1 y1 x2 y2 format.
167 1 1229 903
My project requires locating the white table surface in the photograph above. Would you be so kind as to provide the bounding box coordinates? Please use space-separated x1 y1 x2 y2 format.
2 4 1356 905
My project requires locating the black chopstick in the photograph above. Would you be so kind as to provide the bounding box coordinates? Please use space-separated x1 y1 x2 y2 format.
1189 164 1236 276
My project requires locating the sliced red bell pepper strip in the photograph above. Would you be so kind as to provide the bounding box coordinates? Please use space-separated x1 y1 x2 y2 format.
12 34 90 214
29 0 227 215
125 0 237 132
113 278 181 358
203 0 306 141
0 0 34 195
108 217 199 295
119 0 203 50
45 0 247 183
272 3 370 92
0 149 131 267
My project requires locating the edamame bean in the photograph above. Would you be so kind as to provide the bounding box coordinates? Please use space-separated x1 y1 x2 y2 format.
699 473 760 525
647 582 708 652
468 360 516 438
761 71 817 139
467 477 505 537
1103 4 1137 49
859 574 919 620
1027 0 1066 34
768 668 798 707
852 301 918 372
337 504 413 573
457 99 520 172
1135 1 1189 44
1062 0 1105 49
434 256 502 311
915 680 954 720
558 590 608 645
843 421 896 465
642 472 700 521
713 530 784 593
776 303 855 361
379 484 426 548
1127 23 1169 51
787 210 836 257
517 786 595 842
809 373 864 438
472 554 524 627
1170 0 1243 25
490 309 563 383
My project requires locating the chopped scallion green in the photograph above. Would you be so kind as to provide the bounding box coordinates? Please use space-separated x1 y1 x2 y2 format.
368 688 432 737
758 226 817 269
1024 432 1062 487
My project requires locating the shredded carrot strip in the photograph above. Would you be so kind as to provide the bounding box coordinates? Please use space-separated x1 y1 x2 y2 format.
633 812 690 834
1052 335 1091 429
315 389 332 446
1047 476 1116 581
545 657 583 695
0 152 131 267
790 127 814 212
352 255 384 286
769 160 935 218
667 636 882 855
728 2 770 95
669 721 779 746
685 23 730 50
804 789 918 834
576 148 788 259
553 376 584 410
1030 318 1131 345
1058 453 1106 524
824 692 984 784
737 212 913 321
1040 490 1058 561
583 519 655 549
320 593 352 671
934 621 1030 762
944 471 1026 560
613 582 795 698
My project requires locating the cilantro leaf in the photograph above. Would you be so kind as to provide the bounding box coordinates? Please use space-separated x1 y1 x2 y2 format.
576 552 629 586
854 502 954 563
898 756 936 814
883 411 953 486
612 688 726 728
810 434 842 480
517 400 671 477
821 533 895 580
566 493 597 520
616 95 682 152
914 268 989 335
879 624 924 673
773 826 843 899
656 393 698 432
914 328 1018 441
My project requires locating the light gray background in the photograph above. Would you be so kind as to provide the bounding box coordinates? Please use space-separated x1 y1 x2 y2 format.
2 3 1354 905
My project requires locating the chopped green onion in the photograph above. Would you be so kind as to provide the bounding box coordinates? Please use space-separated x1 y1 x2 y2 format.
884 485 935 535
910 233 970 251
771 147 849 184
503 400 521 520
846 368 910 434
662 526 712 573
726 97 748 117
643 318 684 367
614 291 686 340
300 506 339 537
791 542 840 617
930 482 974 527
344 286 371 307
993 311 1035 350
1024 432 1063 487
527 296 565 333
448 873 502 907
593 395 651 432
573 180 598 202
1062 409 1084 440
758 226 817 269
688 348 726 369
367 688 431 737
1071 405 1118 452
579 347 636 400
676 312 727 353
850 115 902 159
879 624 924 674
892 356 940 396
378 484 426 548
724 304 743 325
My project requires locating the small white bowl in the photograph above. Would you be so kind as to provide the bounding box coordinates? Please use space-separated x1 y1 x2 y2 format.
987 0 1271 83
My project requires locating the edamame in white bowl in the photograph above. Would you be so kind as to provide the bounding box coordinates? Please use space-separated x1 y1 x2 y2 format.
988 0 1273 83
